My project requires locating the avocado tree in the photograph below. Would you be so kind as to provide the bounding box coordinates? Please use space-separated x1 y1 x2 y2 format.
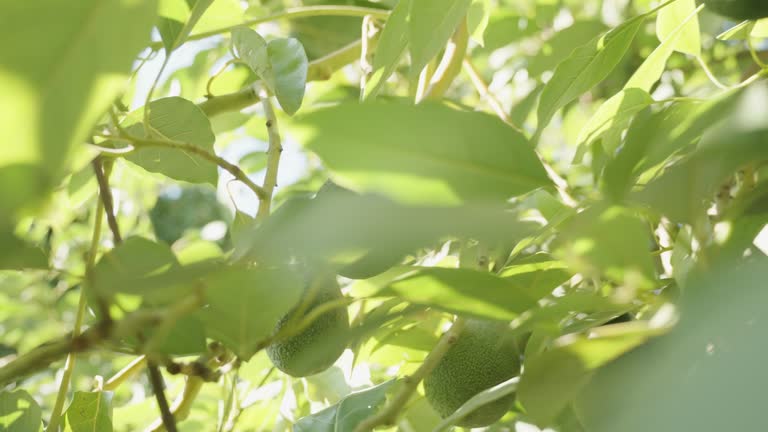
2 0 768 431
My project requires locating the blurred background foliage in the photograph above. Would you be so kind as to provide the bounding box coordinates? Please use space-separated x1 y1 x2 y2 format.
2 0 768 431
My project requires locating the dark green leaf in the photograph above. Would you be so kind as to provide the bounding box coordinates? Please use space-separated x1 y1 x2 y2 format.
575 258 768 432
636 84 768 224
353 267 540 321
0 232 47 270
267 38 309 115
297 102 551 205
65 391 113 432
519 320 669 426
124 97 217 185
0 390 42 432
0 0 157 219
294 380 396 432
200 267 304 359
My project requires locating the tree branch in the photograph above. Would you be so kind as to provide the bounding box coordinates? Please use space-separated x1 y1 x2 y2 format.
256 94 283 220
0 311 163 387
92 158 122 244
149 6 389 51
353 318 468 432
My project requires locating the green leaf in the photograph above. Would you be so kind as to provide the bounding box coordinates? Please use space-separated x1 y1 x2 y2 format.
238 151 268 173
296 102 551 206
576 88 654 156
91 237 179 300
352 267 539 321
236 188 537 270
553 205 656 288
0 0 157 219
466 0 491 45
519 319 672 426
575 259 768 432
124 97 217 185
0 390 42 432
200 267 304 359
232 27 272 89
0 232 47 270
365 0 413 99
536 15 645 131
656 0 701 57
294 380 396 432
409 0 472 75
636 84 768 224
625 3 702 91
65 391 114 432
499 254 572 300
527 21 608 77
716 20 753 40
158 0 215 53
267 38 309 115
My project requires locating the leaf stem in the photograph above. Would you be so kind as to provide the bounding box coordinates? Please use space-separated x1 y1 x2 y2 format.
353 317 468 432
104 355 147 391
149 6 389 50
47 190 105 432
256 94 283 221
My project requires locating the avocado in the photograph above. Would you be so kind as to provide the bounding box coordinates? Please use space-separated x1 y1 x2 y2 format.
424 319 522 427
705 0 768 20
267 276 350 377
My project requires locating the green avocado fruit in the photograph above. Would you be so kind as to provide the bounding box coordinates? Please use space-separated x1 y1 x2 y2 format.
424 319 522 427
267 276 350 377
704 0 768 20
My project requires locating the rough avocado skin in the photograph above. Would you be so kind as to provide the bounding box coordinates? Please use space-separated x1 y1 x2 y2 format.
267 277 349 377
424 319 521 427
705 0 768 20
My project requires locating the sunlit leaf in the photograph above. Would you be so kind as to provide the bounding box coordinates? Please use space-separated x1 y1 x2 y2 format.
0 390 42 432
0 0 157 221
296 101 550 205
158 0 215 53
65 391 114 432
656 0 701 56
409 0 472 75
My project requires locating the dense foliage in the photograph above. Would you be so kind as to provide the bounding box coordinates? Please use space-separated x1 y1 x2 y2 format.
2 0 768 431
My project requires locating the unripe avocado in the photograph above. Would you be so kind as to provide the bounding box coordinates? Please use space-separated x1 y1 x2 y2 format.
704 0 768 20
267 276 349 377
424 319 522 427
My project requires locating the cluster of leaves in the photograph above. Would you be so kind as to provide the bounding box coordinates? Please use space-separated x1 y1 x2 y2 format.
2 0 768 431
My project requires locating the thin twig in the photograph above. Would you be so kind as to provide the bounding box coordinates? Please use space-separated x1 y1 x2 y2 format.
92 158 122 244
113 135 268 201
147 363 177 432
256 94 283 221
353 318 468 432
104 355 147 391
47 197 105 432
